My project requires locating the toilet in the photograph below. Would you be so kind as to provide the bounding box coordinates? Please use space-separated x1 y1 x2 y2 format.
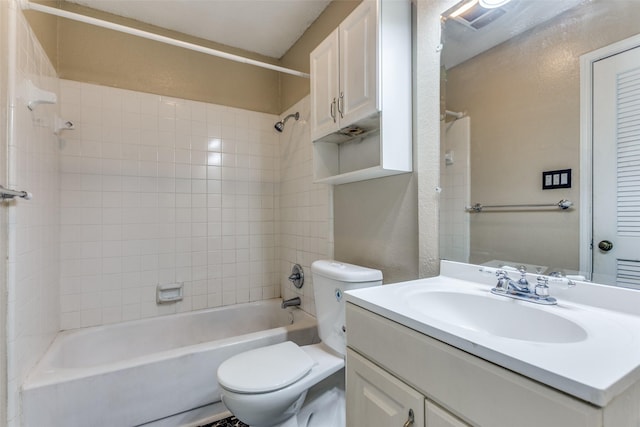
217 260 382 427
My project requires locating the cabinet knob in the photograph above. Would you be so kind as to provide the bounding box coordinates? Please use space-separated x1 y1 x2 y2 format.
338 92 345 118
403 408 414 427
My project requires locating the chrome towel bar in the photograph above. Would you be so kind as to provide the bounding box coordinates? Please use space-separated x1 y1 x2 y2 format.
466 199 572 212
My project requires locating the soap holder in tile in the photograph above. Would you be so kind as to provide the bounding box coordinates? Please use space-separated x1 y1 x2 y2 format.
156 282 184 304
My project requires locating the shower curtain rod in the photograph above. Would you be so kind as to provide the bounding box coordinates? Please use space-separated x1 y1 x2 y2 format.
20 0 310 79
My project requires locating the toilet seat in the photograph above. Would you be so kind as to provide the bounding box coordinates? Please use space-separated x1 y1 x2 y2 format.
218 341 315 393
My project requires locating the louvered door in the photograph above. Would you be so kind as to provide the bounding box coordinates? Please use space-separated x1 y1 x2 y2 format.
593 45 640 288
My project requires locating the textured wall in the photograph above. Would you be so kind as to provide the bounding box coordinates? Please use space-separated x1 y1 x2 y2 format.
26 0 361 115
334 173 418 283
415 0 456 278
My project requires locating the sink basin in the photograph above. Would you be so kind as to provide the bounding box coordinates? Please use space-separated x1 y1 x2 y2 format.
406 291 588 343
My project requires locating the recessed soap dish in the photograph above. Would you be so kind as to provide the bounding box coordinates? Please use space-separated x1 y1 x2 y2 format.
156 282 184 304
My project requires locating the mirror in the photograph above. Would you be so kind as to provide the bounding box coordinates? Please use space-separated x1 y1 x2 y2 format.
439 0 640 278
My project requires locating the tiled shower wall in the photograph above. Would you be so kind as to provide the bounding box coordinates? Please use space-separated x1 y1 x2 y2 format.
59 80 281 329
278 98 333 316
439 117 470 263
6 6 60 426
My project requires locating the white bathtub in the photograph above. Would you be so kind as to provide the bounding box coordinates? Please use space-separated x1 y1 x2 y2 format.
22 299 318 427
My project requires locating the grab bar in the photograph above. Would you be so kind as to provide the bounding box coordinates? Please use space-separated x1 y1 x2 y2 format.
466 199 572 212
0 185 32 200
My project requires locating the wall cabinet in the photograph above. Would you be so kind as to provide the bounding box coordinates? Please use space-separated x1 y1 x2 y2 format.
345 303 640 427
310 0 412 185
310 2 378 140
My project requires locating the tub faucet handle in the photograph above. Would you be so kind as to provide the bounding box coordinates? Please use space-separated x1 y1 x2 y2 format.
288 264 304 289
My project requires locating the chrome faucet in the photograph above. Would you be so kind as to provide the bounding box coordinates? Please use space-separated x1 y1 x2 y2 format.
281 296 301 309
491 269 559 305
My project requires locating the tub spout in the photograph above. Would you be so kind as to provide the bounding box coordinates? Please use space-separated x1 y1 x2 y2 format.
281 297 301 309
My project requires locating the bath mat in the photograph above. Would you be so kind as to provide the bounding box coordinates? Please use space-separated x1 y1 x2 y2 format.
200 415 248 427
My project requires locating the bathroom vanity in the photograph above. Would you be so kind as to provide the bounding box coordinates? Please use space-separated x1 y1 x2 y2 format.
344 261 640 426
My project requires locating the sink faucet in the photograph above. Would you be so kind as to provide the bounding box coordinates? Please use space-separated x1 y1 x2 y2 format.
492 270 559 305
281 296 301 309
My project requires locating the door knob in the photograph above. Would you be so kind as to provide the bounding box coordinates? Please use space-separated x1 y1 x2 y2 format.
598 240 613 252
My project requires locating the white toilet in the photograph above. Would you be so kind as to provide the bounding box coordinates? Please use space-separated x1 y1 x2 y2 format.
217 260 382 427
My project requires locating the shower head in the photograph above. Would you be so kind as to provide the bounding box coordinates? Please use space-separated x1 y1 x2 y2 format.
274 112 300 132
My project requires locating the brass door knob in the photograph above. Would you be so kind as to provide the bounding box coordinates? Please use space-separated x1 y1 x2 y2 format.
598 240 613 252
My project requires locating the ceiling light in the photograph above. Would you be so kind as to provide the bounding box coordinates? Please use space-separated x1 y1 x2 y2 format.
479 0 512 9
448 0 479 18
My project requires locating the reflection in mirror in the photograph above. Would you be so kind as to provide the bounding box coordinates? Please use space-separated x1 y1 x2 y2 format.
439 0 640 284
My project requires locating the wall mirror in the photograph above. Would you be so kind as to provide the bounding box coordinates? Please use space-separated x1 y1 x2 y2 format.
438 0 640 283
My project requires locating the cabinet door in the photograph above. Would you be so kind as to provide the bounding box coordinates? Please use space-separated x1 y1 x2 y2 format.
426 401 470 427
339 0 378 126
310 29 340 141
347 349 424 427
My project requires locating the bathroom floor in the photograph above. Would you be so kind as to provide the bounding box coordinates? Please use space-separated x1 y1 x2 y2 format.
200 415 248 427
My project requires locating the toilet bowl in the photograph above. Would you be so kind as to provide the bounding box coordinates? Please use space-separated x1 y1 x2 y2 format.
217 260 382 427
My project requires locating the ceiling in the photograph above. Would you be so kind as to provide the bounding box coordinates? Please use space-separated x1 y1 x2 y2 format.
442 0 584 69
65 0 333 59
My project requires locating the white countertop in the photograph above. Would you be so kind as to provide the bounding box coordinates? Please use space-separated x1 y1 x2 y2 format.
345 261 640 407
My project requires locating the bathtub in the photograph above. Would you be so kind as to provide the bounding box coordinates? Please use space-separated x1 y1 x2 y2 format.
22 299 318 427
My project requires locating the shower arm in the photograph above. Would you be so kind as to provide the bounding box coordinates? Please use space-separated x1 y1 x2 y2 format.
20 0 310 79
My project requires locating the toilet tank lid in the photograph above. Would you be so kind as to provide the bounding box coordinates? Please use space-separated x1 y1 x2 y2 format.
217 341 314 393
311 260 382 282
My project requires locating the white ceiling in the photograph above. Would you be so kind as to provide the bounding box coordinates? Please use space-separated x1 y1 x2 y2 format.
65 0 332 59
442 0 584 69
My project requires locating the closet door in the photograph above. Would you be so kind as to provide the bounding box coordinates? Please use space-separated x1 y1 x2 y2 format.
592 44 640 288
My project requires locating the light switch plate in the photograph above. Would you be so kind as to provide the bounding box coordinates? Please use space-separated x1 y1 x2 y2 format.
542 169 571 190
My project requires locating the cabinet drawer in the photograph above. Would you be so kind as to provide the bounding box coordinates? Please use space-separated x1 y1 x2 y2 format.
346 303 602 427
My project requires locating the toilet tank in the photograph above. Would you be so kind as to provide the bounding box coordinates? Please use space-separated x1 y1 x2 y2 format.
311 260 382 356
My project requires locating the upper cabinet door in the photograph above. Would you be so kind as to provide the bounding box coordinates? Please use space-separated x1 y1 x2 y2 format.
339 0 379 126
310 30 340 141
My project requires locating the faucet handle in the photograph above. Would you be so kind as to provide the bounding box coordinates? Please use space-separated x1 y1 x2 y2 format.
535 276 550 297
517 265 530 288
495 269 508 279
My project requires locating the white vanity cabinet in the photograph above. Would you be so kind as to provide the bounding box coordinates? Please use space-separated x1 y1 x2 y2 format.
347 347 469 427
345 303 620 427
347 349 425 427
309 0 412 185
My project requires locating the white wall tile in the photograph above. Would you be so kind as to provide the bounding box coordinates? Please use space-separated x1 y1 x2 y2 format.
277 98 333 316
59 81 283 328
6 10 61 427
